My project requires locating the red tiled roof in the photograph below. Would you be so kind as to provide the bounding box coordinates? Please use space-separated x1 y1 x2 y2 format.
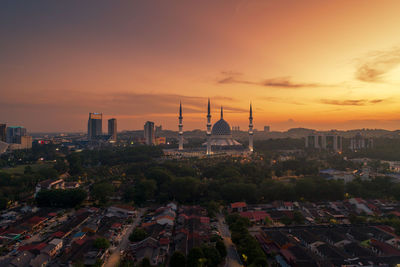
27 216 46 225
280 248 296 262
283 202 293 207
51 231 65 238
240 211 270 221
48 212 57 217
355 197 364 203
113 205 135 211
371 239 400 255
112 223 122 229
159 238 170 245
231 202 247 208
156 215 175 221
375 225 396 236
200 217 210 224
142 221 156 228
18 242 46 252
75 238 86 246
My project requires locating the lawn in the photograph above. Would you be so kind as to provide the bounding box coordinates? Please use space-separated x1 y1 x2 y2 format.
1 163 53 175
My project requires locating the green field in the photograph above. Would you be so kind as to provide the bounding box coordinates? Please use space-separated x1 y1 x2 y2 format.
1 163 53 175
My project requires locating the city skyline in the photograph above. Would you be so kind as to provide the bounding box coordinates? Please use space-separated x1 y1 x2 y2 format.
2 1 400 132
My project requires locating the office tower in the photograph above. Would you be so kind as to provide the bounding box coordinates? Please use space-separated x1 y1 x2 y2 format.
6 126 27 143
248 103 254 152
108 118 117 142
155 125 162 133
178 102 183 150
20 136 32 149
264 126 270 132
0 124 6 142
88 113 102 140
144 121 155 145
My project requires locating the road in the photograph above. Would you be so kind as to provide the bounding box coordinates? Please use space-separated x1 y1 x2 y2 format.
104 208 145 267
217 214 243 267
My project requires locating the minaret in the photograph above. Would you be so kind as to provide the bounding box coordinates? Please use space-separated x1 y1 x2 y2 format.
178 101 183 151
220 106 223 119
248 103 254 152
206 98 212 155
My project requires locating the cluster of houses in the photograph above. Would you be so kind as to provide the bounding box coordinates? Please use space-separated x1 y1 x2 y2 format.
257 225 400 267
126 203 211 265
0 204 136 266
228 199 400 266
230 197 400 227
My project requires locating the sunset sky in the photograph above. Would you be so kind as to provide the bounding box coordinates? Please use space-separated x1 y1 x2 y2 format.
2 0 400 132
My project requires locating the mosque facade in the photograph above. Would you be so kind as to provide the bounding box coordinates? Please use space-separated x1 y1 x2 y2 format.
175 99 253 156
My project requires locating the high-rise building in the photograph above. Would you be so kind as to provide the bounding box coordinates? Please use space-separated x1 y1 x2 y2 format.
108 118 117 142
349 132 373 151
155 125 162 134
264 126 270 132
88 113 102 140
305 132 342 152
19 136 33 149
6 126 27 144
0 124 6 142
144 121 155 145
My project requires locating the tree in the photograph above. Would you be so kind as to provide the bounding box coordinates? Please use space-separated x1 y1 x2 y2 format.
91 183 114 204
187 247 205 267
170 251 186 267
216 240 227 258
169 177 201 203
24 165 33 174
0 197 7 210
202 245 222 267
249 257 269 267
134 179 157 205
54 157 68 173
292 211 305 225
37 168 58 180
36 189 87 208
93 238 110 250
67 153 83 175
139 258 151 267
129 228 148 242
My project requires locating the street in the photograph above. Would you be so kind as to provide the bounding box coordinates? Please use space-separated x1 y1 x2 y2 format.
104 208 145 267
217 213 243 267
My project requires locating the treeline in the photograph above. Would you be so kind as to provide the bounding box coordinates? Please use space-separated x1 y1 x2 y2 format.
67 146 163 175
118 158 400 205
36 188 87 208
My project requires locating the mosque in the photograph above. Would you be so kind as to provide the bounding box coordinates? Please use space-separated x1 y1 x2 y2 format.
169 99 253 157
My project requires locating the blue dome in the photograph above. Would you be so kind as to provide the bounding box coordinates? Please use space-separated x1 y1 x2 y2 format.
211 119 231 136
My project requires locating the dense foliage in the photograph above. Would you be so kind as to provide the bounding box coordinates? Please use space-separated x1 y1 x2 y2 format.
36 189 87 208
93 237 110 250
129 228 148 242
226 214 268 267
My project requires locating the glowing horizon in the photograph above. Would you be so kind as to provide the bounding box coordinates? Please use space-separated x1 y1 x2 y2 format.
2 0 400 132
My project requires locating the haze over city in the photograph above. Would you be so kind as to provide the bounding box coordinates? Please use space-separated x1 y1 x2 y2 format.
2 0 400 132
